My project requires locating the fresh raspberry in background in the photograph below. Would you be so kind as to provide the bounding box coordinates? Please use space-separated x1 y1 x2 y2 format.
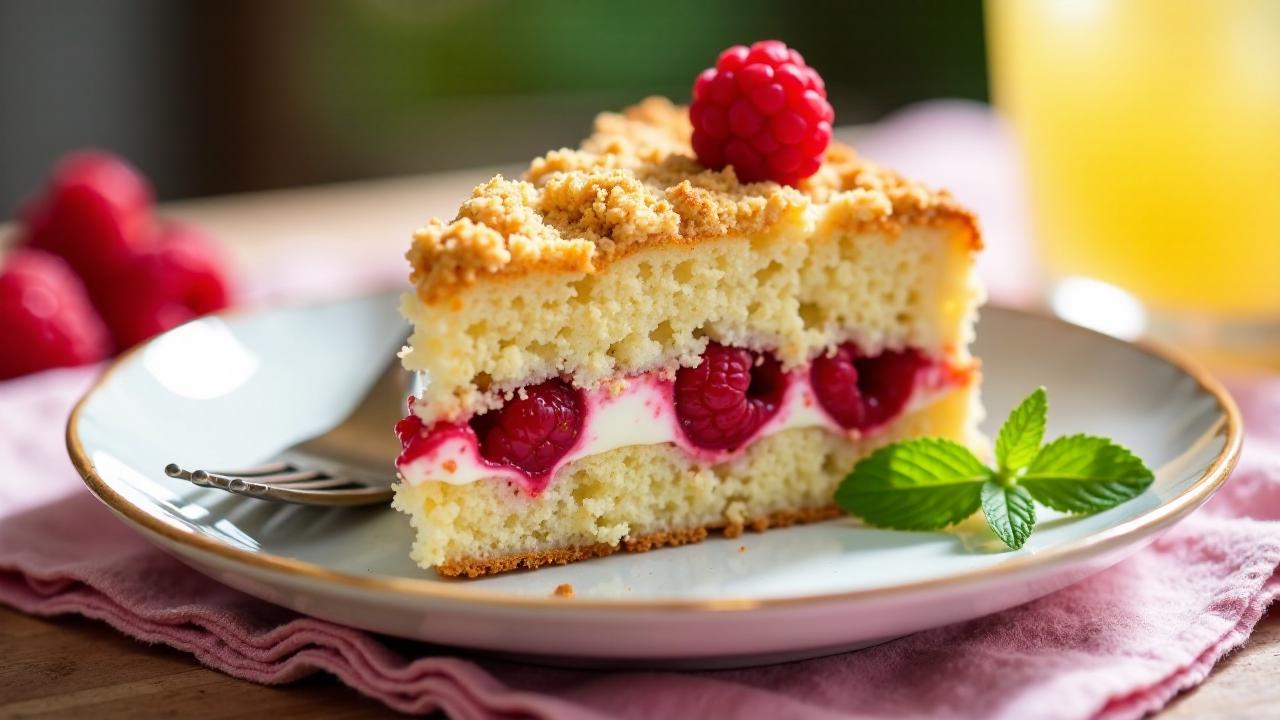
93 221 233 350
19 150 155 287
6 150 235 365
470 378 585 477
0 249 110 380
690 40 834 186
674 343 787 451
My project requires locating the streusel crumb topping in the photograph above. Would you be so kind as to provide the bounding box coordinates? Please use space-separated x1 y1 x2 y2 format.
408 96 974 302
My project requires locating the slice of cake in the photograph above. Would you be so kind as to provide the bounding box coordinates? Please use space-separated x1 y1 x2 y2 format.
393 45 982 578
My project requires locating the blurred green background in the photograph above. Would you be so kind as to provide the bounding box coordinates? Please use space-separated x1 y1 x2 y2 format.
0 0 987 211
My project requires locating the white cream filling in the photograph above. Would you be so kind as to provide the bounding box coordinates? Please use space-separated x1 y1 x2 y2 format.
397 363 959 488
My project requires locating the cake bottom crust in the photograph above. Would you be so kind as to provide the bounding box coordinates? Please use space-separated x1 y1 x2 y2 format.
436 506 844 578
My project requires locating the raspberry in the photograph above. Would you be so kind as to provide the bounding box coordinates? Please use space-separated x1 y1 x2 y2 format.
809 344 865 428
470 379 585 477
395 399 427 449
395 398 482 470
674 344 787 451
19 150 154 286
94 221 232 350
690 40 834 186
0 250 110 379
811 344 925 431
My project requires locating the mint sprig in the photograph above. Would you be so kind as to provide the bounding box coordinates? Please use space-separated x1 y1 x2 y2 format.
1020 435 1155 513
994 386 1046 474
833 438 990 530
980 481 1035 549
835 387 1154 550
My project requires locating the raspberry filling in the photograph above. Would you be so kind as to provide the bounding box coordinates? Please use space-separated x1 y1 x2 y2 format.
396 342 954 494
397 379 586 492
470 379 585 476
395 411 478 474
810 344 926 431
673 343 787 451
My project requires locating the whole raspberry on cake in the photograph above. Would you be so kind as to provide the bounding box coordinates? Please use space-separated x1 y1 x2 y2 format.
393 44 984 578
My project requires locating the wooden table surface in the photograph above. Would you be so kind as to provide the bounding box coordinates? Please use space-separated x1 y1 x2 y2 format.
1 169 1277 718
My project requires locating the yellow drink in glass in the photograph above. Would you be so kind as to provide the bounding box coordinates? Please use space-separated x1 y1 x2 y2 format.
987 0 1280 334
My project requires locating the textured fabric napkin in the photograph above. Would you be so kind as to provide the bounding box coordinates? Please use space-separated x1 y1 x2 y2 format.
4 104 1279 719
3 366 1279 719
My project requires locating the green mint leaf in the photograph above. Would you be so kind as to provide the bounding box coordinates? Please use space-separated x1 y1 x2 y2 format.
1020 434 1155 513
980 480 1036 549
836 438 991 531
995 386 1048 474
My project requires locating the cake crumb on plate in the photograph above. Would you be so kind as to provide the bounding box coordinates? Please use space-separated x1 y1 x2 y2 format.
552 583 574 598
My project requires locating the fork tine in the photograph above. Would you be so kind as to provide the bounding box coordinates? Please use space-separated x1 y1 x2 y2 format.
204 461 292 477
199 469 391 505
186 470 269 496
165 465 337 491
163 462 393 506
260 476 360 490
270 486 396 506
228 469 324 485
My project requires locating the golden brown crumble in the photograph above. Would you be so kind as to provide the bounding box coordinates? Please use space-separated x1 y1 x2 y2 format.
409 96 977 303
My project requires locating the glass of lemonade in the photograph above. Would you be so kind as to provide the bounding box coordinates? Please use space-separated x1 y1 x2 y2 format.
986 0 1280 364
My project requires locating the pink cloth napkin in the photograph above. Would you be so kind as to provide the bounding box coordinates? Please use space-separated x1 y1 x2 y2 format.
4 105 1280 719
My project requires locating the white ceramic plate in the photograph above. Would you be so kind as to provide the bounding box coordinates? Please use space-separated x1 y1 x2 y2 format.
69 293 1240 668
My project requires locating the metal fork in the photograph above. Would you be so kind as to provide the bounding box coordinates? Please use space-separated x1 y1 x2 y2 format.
164 354 412 506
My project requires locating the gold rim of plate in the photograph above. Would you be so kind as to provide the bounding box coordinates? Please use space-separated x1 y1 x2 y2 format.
66 303 1244 613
